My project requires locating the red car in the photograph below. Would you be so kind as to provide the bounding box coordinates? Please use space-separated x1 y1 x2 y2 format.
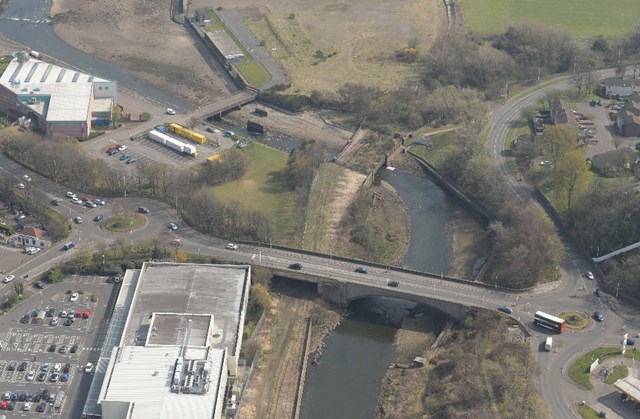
0 400 8 410
75 309 83 318
83 310 92 319
105 147 115 154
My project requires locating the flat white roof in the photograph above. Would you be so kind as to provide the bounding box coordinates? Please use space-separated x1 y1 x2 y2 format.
0 57 112 122
615 376 640 403
101 345 225 418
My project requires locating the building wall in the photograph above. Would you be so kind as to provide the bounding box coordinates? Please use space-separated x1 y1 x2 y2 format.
47 120 88 139
93 80 118 103
101 400 134 419
12 235 50 249
606 85 640 98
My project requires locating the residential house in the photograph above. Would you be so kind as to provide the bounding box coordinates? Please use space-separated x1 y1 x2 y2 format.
616 93 640 137
12 226 50 249
603 78 640 98
590 148 638 175
550 98 577 129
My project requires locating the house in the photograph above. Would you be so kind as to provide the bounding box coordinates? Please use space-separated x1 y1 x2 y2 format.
12 226 50 249
550 98 577 129
603 78 640 98
590 148 638 175
616 93 640 137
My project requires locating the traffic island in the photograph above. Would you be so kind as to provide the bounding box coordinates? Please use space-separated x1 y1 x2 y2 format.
561 311 590 330
103 214 145 233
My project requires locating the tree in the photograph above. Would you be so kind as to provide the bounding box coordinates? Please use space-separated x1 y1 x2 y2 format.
541 124 577 167
555 148 588 210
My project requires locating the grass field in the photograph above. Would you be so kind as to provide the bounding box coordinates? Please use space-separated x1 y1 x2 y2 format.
303 163 345 252
578 404 602 419
212 143 296 242
462 0 640 36
408 130 458 170
235 61 271 86
568 347 621 389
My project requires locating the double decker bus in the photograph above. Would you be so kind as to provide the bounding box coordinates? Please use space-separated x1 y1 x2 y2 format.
534 311 566 333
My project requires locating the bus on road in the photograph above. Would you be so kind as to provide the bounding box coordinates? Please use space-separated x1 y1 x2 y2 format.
534 311 566 333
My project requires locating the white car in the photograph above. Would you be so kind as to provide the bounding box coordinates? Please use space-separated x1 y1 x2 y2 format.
70 292 79 302
23 175 32 182
23 401 31 411
94 198 106 205
66 191 77 199
85 362 94 373
59 310 67 318
117 144 127 151
71 197 83 204
50 317 59 326
26 370 34 381
3 274 15 283
166 108 176 115
226 243 238 250
586 271 595 280
16 183 25 189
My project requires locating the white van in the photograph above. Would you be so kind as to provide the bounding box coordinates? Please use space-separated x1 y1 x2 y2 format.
29 50 41 59
545 337 553 351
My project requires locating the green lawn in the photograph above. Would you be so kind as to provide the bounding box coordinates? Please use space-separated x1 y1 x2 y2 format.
568 347 621 390
212 143 296 242
408 130 459 170
235 61 270 86
578 404 602 419
461 0 640 36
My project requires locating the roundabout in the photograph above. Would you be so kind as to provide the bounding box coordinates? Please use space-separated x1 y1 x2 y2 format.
102 214 146 233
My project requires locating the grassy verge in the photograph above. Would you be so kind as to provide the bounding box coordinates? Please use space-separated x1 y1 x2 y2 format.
578 404 602 419
462 0 640 36
302 163 345 252
408 130 458 170
604 364 628 384
212 142 296 243
568 347 621 390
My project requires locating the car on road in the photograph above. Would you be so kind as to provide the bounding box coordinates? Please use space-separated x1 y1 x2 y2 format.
288 263 302 270
117 144 128 151
70 292 79 302
226 243 238 250
66 191 76 199
34 281 45 289
23 174 31 182
594 311 604 322
498 306 513 314
94 198 105 205
586 271 594 280
119 153 130 161
85 362 94 373
94 214 104 222
387 279 400 287
63 242 75 250
595 289 603 297
74 216 83 224
354 267 368 274
169 222 178 231
166 108 176 115
3 274 15 283
138 206 150 214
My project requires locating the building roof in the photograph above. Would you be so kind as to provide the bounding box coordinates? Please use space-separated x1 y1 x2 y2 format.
591 148 637 172
100 345 226 419
20 226 46 239
206 30 245 61
123 263 250 357
0 57 111 122
614 376 640 403
604 78 640 88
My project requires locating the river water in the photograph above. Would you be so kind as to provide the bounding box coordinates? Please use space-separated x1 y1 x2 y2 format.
301 168 457 419
0 0 192 110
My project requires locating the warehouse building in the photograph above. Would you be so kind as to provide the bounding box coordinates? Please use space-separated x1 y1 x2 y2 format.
82 262 251 419
0 51 117 139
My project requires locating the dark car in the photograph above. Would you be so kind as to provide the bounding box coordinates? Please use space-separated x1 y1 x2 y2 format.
70 344 78 354
626 338 636 346
387 279 400 287
64 318 74 326
34 281 45 289
10 393 18 402
36 402 46 412
94 214 104 222
18 393 26 402
498 306 513 314
7 401 14 411
354 267 368 274
288 263 302 270
48 343 56 352
7 361 17 371
595 289 603 297
19 314 30 324
37 372 46 382
60 373 69 382
45 307 55 317
63 362 71 373
138 206 150 214
41 389 49 399
33 394 40 402
18 361 28 371
594 311 604 322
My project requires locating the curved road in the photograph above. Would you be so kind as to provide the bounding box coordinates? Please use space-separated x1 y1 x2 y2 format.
486 69 634 418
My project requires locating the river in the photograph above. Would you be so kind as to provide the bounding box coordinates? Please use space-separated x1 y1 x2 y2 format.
300 167 458 419
0 0 192 110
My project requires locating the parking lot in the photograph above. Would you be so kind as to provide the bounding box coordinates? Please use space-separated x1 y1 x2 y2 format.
0 276 116 418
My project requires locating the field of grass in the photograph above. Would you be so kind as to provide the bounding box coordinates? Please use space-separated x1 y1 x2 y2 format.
408 130 458 170
104 215 145 232
578 404 602 419
461 0 640 36
234 61 270 86
211 143 296 242
604 364 629 384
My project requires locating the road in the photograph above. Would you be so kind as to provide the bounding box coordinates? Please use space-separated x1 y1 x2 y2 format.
486 68 632 418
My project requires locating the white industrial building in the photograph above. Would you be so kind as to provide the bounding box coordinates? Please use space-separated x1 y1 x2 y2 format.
0 51 117 139
83 262 251 419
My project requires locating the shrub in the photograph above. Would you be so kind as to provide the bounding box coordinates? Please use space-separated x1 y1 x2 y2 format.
140 112 151 122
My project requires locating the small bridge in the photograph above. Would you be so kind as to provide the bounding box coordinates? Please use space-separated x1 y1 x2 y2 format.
192 88 258 121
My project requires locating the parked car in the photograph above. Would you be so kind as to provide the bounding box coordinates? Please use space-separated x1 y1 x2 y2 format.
586 271 594 280
58 345 67 354
288 263 302 270
50 317 59 326
168 222 178 231
23 401 31 411
107 149 118 156
70 345 77 354
59 310 67 318
26 370 35 381
36 402 46 412
15 183 25 189
70 292 79 302
37 372 46 382
66 191 76 199
226 243 238 250
45 308 55 317
498 306 513 314
85 201 97 208
83 309 92 319
594 311 604 322
63 362 71 372
48 343 56 352
6 361 16 371
40 363 50 372
49 373 59 382
64 318 74 326
387 279 400 287
71 197 83 204
626 338 636 346
117 144 128 151
23 174 31 182
94 198 105 205
127 157 137 164
18 361 28 371
34 281 45 289
60 372 69 382
19 314 30 324
354 267 368 274
166 108 176 115
3 274 15 283
119 153 130 161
